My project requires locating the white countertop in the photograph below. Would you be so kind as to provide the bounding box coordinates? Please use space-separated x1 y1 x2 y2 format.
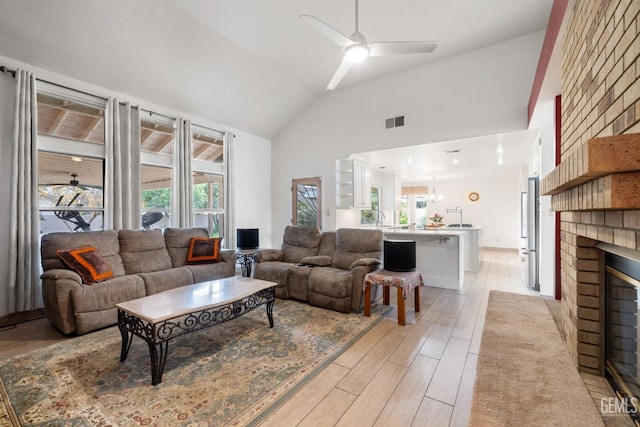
382 228 466 236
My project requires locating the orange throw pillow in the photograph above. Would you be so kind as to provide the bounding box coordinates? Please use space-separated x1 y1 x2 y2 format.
186 237 221 264
57 246 113 284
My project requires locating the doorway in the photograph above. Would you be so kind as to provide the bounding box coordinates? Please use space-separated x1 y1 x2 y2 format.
292 177 322 228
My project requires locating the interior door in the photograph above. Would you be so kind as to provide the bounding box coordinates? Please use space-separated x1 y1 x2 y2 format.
292 177 322 228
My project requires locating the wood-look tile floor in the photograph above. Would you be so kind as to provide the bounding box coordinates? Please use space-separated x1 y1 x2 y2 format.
0 249 622 426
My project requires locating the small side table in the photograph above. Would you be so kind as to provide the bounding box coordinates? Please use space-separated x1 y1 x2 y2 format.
363 269 424 325
236 249 258 277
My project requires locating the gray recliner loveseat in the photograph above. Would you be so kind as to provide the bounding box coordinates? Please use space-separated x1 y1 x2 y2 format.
40 227 235 335
253 226 383 313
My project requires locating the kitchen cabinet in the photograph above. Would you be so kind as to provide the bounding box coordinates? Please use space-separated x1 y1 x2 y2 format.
336 158 371 209
383 229 465 290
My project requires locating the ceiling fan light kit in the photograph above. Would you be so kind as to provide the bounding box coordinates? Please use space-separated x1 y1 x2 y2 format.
301 0 439 90
345 44 369 62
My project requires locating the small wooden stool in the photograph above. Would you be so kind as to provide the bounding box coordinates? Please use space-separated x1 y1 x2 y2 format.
363 269 424 325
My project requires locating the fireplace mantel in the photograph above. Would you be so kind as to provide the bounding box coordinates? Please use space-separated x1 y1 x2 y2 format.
541 134 640 211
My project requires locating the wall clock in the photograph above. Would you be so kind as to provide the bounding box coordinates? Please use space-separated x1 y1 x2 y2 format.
468 192 480 202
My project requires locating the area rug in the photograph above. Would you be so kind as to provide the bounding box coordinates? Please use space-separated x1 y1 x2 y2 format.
0 300 387 426
470 291 605 426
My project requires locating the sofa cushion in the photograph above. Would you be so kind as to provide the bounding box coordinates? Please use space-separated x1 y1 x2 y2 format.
308 268 354 313
282 226 322 263
187 237 221 264
71 274 145 314
139 268 194 295
41 230 126 277
183 258 236 283
318 231 337 257
253 261 290 299
288 265 313 301
57 246 114 284
119 229 172 274
331 228 383 271
164 227 209 267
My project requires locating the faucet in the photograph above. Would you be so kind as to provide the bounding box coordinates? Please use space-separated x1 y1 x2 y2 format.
446 207 463 227
375 210 386 228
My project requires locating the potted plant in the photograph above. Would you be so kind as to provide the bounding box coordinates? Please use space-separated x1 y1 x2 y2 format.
428 213 444 227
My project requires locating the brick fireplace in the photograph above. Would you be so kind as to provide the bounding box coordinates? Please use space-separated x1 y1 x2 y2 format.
541 0 640 377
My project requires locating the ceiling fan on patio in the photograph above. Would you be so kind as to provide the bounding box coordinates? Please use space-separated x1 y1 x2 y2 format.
47 173 93 191
300 0 439 90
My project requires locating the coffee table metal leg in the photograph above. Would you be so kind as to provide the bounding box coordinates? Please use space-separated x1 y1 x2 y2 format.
148 340 169 386
266 298 275 328
117 310 134 362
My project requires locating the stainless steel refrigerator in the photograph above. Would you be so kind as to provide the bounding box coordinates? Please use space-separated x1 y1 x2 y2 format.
526 177 540 291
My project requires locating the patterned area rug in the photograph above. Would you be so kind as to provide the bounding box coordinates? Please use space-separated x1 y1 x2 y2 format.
0 300 387 426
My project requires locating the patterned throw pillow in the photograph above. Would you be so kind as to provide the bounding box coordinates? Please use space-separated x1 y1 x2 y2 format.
57 246 114 284
186 237 221 264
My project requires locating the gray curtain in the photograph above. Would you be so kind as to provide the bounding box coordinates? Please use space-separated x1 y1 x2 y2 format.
223 132 235 248
172 118 193 227
105 99 141 230
8 69 41 312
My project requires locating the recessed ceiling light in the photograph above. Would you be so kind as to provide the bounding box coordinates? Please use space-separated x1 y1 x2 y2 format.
496 145 504 154
497 156 504 165
452 157 459 164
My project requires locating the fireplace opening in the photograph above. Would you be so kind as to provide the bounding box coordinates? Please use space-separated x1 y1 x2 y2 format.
605 251 640 424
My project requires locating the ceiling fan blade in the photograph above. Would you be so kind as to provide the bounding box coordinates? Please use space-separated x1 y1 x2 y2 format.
300 15 353 48
368 41 439 57
327 58 353 90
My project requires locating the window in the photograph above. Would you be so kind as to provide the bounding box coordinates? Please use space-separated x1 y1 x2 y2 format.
37 85 106 232
292 177 321 228
38 152 104 233
191 125 225 238
361 187 380 224
399 195 409 225
37 92 105 144
140 112 175 229
193 172 223 237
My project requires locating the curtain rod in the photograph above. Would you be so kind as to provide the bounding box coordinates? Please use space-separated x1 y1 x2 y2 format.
1 64 234 137
0 65 16 78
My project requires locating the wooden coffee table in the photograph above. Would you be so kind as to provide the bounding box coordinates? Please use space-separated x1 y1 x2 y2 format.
116 276 276 385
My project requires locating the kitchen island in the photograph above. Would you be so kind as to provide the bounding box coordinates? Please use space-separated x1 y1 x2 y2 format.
381 227 482 290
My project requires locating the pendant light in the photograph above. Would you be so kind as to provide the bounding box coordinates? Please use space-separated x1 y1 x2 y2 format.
426 177 444 202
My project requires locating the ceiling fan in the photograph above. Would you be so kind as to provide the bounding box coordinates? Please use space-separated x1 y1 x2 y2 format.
300 0 439 90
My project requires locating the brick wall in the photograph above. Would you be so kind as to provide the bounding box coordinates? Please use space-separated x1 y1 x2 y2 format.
545 0 640 374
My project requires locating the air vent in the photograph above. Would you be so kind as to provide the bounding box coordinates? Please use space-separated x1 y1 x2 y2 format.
385 116 405 129
385 118 395 129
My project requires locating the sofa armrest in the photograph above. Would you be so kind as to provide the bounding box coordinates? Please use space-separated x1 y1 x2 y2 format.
301 255 333 267
349 257 381 270
350 262 382 312
41 268 82 283
41 269 84 334
256 249 283 263
220 249 235 263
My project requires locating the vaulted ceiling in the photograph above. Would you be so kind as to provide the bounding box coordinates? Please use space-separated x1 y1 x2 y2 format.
0 0 554 139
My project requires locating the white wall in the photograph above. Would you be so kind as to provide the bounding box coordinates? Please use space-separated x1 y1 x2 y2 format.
233 133 272 248
422 176 521 249
270 31 545 246
0 54 272 316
